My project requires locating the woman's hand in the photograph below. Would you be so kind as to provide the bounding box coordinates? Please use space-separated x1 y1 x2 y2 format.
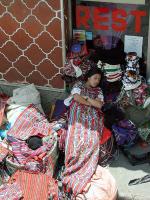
73 94 103 108
82 96 88 100
87 97 104 109
73 94 91 106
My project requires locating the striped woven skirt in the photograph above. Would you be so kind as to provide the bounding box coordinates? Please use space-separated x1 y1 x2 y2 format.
62 101 103 196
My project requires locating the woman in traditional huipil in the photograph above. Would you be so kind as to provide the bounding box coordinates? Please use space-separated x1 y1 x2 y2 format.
63 67 105 196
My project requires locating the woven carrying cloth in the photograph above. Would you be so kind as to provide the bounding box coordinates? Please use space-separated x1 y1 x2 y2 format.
11 170 58 200
7 104 53 140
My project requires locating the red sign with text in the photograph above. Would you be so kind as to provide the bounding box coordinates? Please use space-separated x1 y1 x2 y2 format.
76 5 147 33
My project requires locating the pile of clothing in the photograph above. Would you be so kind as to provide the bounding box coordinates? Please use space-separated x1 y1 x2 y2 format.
101 51 150 148
102 104 138 148
89 35 125 103
0 170 58 200
62 43 96 92
117 52 150 143
122 52 141 91
0 84 59 200
97 60 123 102
97 61 122 83
95 51 150 146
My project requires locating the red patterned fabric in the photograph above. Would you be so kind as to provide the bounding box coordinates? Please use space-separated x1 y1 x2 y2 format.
63 56 93 78
11 140 47 168
7 104 53 140
133 83 148 106
64 58 77 77
0 182 23 200
100 126 112 145
63 82 104 196
58 127 111 152
11 170 58 200
58 128 67 151
8 134 57 176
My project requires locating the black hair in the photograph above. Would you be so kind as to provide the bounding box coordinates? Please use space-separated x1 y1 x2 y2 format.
85 67 103 87
85 67 102 80
26 136 43 150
